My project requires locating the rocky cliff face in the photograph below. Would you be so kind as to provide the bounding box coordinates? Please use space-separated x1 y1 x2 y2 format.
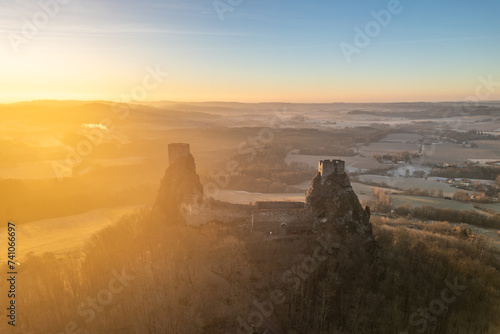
152 154 203 224
306 171 373 239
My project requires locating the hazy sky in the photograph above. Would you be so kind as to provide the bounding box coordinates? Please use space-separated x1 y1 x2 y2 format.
1 0 499 103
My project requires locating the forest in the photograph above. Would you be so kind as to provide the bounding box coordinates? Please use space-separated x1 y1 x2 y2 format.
430 166 500 181
6 207 500 334
394 204 500 229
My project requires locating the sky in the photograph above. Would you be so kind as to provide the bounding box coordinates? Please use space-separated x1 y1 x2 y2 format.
1 0 499 103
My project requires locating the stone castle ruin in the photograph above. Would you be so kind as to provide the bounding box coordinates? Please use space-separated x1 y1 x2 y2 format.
156 143 371 238
168 143 191 166
319 159 345 178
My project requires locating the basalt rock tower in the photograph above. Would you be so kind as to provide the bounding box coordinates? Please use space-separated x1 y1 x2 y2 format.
152 143 203 224
306 159 373 238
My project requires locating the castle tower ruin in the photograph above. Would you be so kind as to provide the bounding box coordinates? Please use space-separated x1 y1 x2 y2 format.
318 159 345 178
168 143 191 166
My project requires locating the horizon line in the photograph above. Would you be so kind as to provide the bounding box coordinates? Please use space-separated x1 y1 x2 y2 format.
2 98 500 106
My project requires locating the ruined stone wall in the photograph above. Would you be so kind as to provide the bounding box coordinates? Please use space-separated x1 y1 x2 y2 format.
181 199 314 231
252 209 314 232
319 159 345 177
181 200 252 227
255 201 305 210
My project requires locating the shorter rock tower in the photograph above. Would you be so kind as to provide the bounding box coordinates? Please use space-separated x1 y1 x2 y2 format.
307 159 372 237
168 143 191 166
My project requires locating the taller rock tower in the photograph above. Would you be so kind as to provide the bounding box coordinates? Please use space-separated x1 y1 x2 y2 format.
168 143 191 166
153 143 203 224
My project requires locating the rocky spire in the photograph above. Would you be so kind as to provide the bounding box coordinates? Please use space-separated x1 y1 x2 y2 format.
306 169 373 238
152 153 203 224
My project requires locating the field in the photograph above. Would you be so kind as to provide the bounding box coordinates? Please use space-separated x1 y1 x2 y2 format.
213 183 383 204
0 160 61 179
380 133 423 142
285 152 389 173
358 142 420 155
391 194 500 214
451 224 500 251
213 190 306 205
422 141 500 164
0 206 140 260
351 182 397 202
358 175 458 196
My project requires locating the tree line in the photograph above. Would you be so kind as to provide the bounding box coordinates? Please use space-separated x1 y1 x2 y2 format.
394 204 500 229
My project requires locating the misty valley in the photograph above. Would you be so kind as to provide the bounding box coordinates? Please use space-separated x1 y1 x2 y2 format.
0 101 499 333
